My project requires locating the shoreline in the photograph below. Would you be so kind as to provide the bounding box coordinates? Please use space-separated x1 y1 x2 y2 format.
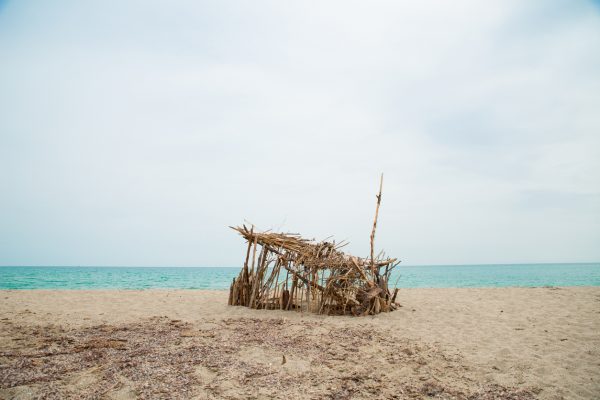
1 287 599 398
2 284 600 292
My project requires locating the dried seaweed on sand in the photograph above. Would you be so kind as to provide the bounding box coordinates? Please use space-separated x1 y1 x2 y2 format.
0 318 540 399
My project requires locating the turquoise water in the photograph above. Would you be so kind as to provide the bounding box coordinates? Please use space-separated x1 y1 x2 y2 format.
1 263 599 289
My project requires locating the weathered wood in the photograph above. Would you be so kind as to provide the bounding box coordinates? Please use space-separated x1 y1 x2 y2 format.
227 175 400 316
370 173 383 267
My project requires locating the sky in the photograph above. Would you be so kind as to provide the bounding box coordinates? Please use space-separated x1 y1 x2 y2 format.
1 0 599 267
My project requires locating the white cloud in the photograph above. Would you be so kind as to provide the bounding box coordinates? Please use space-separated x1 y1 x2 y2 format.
0 0 599 266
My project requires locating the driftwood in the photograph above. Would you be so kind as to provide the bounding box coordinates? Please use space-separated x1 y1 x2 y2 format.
228 175 401 316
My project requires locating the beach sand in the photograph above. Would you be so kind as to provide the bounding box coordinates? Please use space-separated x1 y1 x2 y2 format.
1 287 599 399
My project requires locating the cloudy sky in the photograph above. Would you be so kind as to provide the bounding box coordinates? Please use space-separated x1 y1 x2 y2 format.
1 0 599 267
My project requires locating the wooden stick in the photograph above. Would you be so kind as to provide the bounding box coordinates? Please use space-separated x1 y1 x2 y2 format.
287 273 297 310
250 234 258 275
370 173 383 268
241 231 253 306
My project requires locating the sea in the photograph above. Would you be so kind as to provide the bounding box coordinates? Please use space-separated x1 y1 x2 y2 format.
0 263 599 290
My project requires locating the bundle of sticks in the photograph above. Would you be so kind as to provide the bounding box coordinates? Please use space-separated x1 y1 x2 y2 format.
228 175 401 316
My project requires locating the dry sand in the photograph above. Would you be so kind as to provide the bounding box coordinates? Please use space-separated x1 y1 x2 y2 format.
1 287 599 399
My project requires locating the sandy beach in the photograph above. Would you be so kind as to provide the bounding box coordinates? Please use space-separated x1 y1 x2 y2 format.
1 287 599 399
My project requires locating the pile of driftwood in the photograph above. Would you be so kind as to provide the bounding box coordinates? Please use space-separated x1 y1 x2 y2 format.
228 175 401 316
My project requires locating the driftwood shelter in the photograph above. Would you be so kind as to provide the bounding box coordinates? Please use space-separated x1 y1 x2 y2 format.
228 175 401 316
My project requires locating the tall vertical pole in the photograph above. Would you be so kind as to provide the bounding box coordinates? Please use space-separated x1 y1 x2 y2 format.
370 173 384 268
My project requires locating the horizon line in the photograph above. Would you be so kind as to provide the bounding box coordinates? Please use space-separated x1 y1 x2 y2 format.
1 262 599 268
